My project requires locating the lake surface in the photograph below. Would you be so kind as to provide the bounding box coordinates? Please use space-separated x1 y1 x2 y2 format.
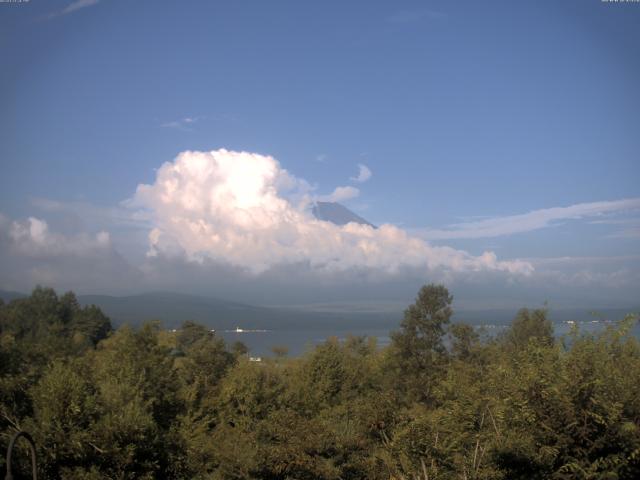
219 317 640 357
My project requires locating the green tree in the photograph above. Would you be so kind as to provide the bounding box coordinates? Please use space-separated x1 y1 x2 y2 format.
29 359 100 478
503 307 554 349
449 323 480 360
231 340 249 357
70 304 112 346
389 284 453 402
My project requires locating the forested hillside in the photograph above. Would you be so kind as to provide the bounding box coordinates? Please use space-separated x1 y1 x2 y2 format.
1 286 639 479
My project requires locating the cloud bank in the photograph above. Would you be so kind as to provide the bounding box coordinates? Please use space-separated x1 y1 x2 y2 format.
3 150 638 307
4 215 110 257
0 213 138 293
129 149 533 277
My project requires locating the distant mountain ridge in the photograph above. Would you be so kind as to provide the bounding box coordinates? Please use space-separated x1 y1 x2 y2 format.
0 290 394 331
2 289 636 333
77 292 287 329
0 289 392 330
311 201 375 228
0 290 27 303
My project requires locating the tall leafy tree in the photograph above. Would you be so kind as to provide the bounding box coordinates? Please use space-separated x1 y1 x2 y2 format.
503 307 554 349
390 284 453 402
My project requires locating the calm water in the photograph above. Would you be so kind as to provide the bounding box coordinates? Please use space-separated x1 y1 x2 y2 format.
219 319 640 357
219 327 392 357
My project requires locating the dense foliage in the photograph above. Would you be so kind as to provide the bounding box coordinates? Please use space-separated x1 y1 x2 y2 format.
1 285 639 479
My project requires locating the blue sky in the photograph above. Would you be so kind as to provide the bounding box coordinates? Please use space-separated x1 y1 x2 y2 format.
0 0 639 308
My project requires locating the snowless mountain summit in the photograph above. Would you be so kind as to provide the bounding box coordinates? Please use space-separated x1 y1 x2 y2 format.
311 201 376 228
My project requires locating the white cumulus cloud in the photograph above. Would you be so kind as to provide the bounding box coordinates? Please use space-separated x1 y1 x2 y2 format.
319 186 360 203
129 149 533 276
350 163 372 183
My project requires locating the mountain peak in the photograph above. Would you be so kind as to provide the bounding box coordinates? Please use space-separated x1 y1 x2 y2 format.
311 202 375 228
